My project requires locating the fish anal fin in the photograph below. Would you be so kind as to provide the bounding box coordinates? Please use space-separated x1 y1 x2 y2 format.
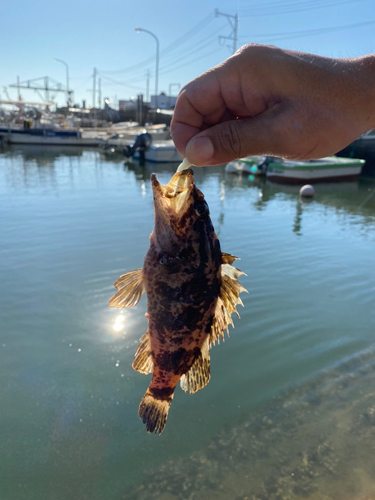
109 268 144 308
180 339 210 394
139 389 173 434
132 331 153 375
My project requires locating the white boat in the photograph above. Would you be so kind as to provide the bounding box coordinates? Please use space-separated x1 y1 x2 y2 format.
100 124 170 150
0 124 108 147
266 156 365 183
132 140 182 163
0 120 169 148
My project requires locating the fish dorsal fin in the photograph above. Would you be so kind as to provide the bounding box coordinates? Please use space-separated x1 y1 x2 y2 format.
109 268 144 308
132 331 153 375
180 338 210 394
210 259 248 345
221 252 239 265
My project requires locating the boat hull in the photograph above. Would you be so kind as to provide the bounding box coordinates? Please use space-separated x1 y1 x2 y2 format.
133 141 182 163
0 127 102 147
266 166 362 184
266 157 365 184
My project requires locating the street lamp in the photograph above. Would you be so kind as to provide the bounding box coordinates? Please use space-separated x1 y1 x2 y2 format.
54 58 70 107
135 27 159 108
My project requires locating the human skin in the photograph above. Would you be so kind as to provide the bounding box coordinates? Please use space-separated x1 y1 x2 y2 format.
171 44 375 166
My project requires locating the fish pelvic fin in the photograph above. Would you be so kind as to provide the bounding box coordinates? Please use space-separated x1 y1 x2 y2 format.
139 388 174 435
132 331 153 375
180 338 210 394
210 256 248 345
109 268 144 308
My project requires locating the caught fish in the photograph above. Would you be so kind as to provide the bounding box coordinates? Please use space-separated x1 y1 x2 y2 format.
109 168 247 434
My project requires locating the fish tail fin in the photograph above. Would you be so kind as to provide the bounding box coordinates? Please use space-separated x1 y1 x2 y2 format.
139 389 174 435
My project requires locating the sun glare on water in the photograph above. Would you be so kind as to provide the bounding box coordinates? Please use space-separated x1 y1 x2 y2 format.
112 313 126 333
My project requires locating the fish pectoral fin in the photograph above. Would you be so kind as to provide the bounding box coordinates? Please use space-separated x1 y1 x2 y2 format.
210 266 248 345
132 331 153 375
108 268 144 308
180 339 210 394
139 389 174 435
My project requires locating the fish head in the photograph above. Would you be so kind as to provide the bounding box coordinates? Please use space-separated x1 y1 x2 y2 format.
150 169 219 262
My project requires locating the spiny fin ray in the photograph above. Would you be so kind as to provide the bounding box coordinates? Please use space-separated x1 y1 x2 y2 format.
139 390 173 435
180 339 210 394
210 258 248 345
132 331 153 375
109 268 144 308
221 252 240 265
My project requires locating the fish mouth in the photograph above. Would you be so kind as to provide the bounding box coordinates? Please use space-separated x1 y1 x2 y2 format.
151 168 195 215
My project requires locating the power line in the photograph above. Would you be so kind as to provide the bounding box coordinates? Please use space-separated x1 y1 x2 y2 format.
100 75 146 91
97 12 215 76
99 37 224 93
240 0 366 16
159 46 223 76
158 24 227 72
240 0 362 13
160 12 215 56
240 18 375 41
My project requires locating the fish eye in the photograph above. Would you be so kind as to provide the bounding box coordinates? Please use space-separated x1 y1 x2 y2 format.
194 201 208 217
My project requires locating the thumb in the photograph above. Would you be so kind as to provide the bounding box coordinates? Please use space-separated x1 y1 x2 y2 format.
185 108 283 166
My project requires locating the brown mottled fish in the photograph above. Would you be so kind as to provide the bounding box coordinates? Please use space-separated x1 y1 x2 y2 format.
109 168 247 434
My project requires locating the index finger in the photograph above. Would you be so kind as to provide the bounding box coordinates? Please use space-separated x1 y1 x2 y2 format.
171 72 226 157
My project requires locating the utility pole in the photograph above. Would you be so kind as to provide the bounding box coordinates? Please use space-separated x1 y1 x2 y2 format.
215 9 238 54
17 76 20 100
44 76 49 102
92 67 97 109
146 69 150 103
168 83 181 107
98 77 101 109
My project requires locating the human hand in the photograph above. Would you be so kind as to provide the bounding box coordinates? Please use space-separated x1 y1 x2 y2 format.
171 44 375 166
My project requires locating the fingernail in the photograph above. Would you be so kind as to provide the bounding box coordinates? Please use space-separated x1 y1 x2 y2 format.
186 136 214 164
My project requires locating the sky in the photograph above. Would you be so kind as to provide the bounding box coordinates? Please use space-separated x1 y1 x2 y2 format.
1 0 374 108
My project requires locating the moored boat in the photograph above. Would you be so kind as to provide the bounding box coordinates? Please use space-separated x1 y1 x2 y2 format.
266 156 365 183
0 121 170 148
0 124 107 147
99 124 170 151
225 155 365 182
132 140 182 163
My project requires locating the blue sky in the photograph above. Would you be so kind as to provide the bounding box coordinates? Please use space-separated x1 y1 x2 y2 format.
1 0 374 108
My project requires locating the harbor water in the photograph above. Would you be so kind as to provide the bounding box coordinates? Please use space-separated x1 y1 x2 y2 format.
1 146 375 500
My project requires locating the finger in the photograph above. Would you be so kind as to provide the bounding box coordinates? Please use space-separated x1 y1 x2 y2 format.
184 105 289 166
171 72 228 156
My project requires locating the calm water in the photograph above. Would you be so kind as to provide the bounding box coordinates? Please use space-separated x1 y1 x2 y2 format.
1 146 375 500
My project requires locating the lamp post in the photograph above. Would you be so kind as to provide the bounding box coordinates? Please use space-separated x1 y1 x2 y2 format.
135 28 159 109
54 58 70 107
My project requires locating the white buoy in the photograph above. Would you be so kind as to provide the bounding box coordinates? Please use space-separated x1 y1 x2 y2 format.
299 184 315 198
